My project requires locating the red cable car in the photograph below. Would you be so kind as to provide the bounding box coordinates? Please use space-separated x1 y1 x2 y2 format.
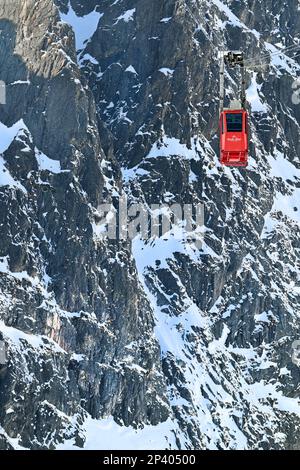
219 109 248 167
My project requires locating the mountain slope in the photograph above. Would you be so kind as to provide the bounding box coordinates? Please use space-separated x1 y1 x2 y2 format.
1 0 300 450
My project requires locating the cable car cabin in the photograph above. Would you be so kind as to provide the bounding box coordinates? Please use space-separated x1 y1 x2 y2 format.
219 109 248 167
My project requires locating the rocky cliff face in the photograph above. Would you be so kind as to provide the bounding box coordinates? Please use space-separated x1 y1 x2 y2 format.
1 0 300 450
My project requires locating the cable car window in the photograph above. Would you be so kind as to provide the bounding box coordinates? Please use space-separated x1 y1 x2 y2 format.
226 113 243 132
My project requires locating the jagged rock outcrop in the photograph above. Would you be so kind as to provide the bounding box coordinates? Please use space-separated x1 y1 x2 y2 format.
0 0 169 450
1 0 300 449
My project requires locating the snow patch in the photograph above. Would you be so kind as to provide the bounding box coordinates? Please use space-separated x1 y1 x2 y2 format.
247 73 268 113
57 416 180 450
115 8 136 24
60 4 103 51
0 320 65 354
125 65 138 75
268 150 300 182
271 189 300 223
122 166 149 182
0 157 26 192
0 119 28 154
146 136 199 160
159 68 174 77
35 148 62 174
